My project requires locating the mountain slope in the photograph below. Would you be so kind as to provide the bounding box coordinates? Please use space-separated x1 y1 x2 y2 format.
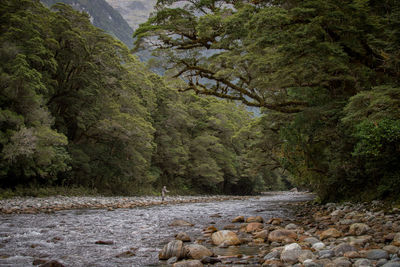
41 0 134 48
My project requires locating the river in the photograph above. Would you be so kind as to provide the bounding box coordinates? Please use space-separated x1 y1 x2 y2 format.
0 192 313 266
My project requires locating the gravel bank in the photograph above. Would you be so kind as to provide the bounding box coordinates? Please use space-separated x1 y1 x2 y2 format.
0 195 253 214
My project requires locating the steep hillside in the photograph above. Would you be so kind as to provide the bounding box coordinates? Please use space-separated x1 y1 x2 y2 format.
41 0 134 48
105 0 156 30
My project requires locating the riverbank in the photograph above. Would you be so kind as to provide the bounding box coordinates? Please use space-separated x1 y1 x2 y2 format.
160 197 400 266
0 195 254 214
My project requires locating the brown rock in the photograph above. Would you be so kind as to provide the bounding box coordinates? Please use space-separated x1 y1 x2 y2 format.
223 224 236 230
343 251 360 258
393 233 400 246
267 218 283 225
232 216 245 223
211 230 241 246
95 240 114 245
159 240 185 260
246 222 264 233
319 228 343 240
246 216 264 223
116 250 136 258
263 259 283 266
349 223 370 236
170 220 194 227
268 229 297 243
33 259 48 265
254 230 269 240
176 232 191 242
184 244 212 260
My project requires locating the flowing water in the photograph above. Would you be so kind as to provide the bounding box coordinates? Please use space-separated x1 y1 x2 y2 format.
0 192 312 267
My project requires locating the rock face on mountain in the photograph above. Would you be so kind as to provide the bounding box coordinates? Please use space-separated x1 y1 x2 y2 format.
105 0 157 30
41 0 134 47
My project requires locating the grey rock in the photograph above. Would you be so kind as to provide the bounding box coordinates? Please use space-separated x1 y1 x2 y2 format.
367 249 389 260
377 259 389 267
264 250 280 260
280 243 302 264
382 262 400 267
318 249 335 259
334 243 357 257
354 258 373 267
333 257 352 267
167 257 178 264
304 237 320 245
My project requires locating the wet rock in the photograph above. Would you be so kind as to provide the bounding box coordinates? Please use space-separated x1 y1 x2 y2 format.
268 229 297 243
211 230 241 246
173 260 203 267
170 220 194 227
176 232 191 242
159 240 185 260
200 256 221 264
232 216 245 223
366 249 389 260
246 216 264 223
223 224 236 230
210 213 221 218
33 259 48 265
319 228 343 240
167 257 178 264
393 233 400 246
349 223 371 236
334 243 357 257
115 250 136 258
246 222 264 233
95 240 114 245
354 258 373 267
39 260 65 267
184 244 212 260
280 243 302 264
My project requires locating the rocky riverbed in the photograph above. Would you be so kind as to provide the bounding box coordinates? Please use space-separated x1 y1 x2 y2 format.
160 199 400 267
1 192 399 266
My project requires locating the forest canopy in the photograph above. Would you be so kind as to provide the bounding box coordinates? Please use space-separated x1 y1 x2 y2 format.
134 0 400 201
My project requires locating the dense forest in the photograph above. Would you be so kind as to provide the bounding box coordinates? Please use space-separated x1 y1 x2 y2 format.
1 0 399 202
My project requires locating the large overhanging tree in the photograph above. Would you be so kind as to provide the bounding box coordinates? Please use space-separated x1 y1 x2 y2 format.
134 0 389 113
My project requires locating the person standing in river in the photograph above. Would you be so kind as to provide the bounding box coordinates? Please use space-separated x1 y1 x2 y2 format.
161 186 169 202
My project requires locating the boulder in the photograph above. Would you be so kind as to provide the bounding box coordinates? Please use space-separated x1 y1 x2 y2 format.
246 222 263 233
246 216 264 223
268 229 297 243
232 216 244 223
159 240 185 260
211 230 241 246
319 228 343 240
176 232 191 242
184 244 212 260
170 220 194 227
349 223 370 236
280 243 302 264
173 260 203 267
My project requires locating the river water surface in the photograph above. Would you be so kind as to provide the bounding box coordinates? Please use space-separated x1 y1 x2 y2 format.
0 192 312 266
